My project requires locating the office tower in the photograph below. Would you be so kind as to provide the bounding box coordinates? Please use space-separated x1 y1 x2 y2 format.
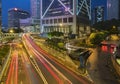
40 0 91 36
8 8 30 29
95 6 104 23
92 0 119 24
107 0 119 20
30 0 40 32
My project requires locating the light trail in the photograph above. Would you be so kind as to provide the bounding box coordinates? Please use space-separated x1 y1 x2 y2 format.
26 34 91 84
32 51 63 84
6 52 18 84
22 38 48 84
32 47 72 84
15 53 18 84
22 34 92 84
6 56 14 84
24 34 72 84
23 35 63 84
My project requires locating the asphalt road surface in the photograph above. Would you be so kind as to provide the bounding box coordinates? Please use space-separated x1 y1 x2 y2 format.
87 45 120 84
23 34 92 84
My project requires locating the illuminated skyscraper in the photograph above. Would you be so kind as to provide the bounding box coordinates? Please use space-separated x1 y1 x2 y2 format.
92 0 120 24
107 0 119 20
8 8 30 29
94 6 104 23
30 0 40 32
40 0 91 36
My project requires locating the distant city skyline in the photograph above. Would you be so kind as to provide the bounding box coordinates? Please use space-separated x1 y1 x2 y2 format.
2 0 119 28
2 0 30 27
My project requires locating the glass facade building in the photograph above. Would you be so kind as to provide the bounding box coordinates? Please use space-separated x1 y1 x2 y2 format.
107 0 119 20
92 0 120 24
8 8 30 29
41 0 91 36
31 0 40 32
31 0 40 19
31 0 40 24
95 6 104 23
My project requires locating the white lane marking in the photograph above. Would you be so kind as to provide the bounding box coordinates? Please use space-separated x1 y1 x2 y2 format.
31 44 72 84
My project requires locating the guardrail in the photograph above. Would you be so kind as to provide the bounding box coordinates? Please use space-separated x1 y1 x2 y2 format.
111 54 120 76
22 39 48 84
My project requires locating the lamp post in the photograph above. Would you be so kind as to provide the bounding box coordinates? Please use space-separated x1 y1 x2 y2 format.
59 23 63 27
9 29 14 33
59 23 63 32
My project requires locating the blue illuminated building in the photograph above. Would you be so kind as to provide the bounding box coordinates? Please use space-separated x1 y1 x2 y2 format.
8 8 30 29
30 0 40 30
91 0 120 24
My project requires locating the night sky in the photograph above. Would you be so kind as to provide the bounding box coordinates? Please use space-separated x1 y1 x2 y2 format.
2 0 30 27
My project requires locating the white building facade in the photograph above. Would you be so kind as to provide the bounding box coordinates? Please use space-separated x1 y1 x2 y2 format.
40 0 91 37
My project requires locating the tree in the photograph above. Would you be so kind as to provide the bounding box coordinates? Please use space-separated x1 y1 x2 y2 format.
93 19 120 33
47 31 63 38
89 32 108 45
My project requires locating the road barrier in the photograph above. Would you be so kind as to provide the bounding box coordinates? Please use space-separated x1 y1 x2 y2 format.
111 54 120 76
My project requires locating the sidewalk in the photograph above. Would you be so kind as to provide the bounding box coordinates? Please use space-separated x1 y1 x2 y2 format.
86 47 120 84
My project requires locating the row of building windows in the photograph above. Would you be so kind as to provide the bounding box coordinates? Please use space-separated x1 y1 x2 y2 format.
43 25 72 33
42 17 73 24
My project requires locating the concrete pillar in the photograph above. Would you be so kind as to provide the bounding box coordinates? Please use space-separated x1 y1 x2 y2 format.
72 0 77 34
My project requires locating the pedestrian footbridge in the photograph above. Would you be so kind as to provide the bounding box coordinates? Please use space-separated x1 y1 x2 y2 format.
0 33 22 41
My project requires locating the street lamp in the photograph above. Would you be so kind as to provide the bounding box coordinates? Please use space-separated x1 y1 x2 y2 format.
59 23 63 27
59 23 63 32
9 29 14 33
113 26 116 29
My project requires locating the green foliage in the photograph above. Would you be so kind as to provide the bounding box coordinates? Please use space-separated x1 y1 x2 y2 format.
6 37 15 41
89 32 108 45
0 45 10 65
58 42 64 48
93 19 120 34
93 19 120 30
47 31 64 38
90 34 101 44
45 38 66 51
0 45 10 57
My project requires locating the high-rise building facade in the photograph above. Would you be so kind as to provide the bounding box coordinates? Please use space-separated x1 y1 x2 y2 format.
92 0 120 24
40 0 91 36
107 0 119 20
8 8 30 29
94 6 104 23
30 0 40 32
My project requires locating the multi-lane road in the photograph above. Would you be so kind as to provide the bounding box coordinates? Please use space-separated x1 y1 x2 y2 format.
6 50 18 84
5 42 42 84
2 34 120 84
3 34 92 84
22 34 92 84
